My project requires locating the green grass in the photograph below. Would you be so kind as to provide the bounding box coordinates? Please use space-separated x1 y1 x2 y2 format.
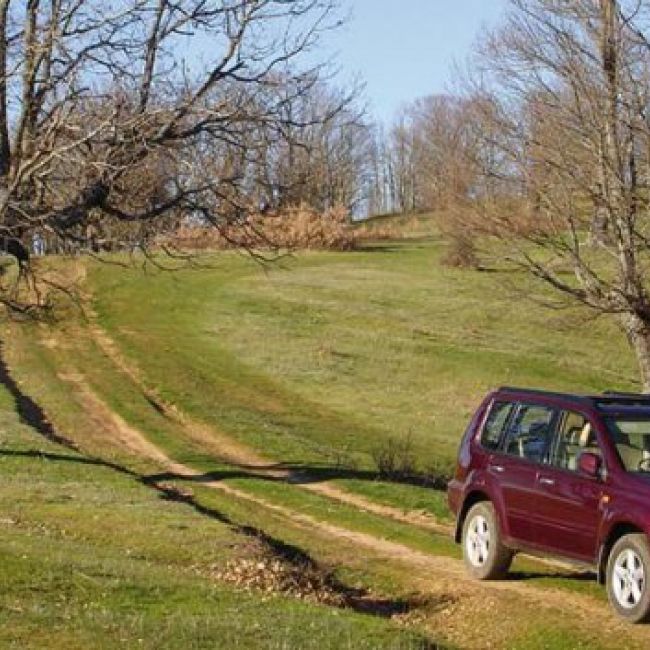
2 533 430 650
331 479 453 522
86 240 638 476
508 625 607 650
223 475 459 557
4 233 647 649
0 385 436 649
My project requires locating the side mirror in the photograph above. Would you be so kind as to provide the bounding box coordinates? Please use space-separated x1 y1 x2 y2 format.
578 452 602 479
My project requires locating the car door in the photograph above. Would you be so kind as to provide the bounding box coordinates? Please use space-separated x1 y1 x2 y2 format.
489 402 558 545
533 410 604 562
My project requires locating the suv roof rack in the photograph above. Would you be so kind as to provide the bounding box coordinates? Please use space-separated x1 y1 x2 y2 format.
497 386 592 402
497 386 650 408
593 391 650 407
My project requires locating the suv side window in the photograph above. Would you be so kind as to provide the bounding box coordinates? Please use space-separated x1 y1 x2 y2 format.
480 401 514 450
550 410 601 471
503 404 556 462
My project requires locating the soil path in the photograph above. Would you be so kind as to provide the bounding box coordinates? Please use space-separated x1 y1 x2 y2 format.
52 364 650 644
86 314 454 529
10 282 646 647
84 317 601 577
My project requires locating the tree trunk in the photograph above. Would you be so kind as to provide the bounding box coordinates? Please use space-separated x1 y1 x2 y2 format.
591 0 619 247
589 189 610 246
622 314 650 393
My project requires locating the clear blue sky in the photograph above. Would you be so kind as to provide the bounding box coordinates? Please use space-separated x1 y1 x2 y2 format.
324 0 509 124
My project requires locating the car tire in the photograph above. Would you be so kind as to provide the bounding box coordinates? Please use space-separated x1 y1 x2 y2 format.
606 534 650 623
461 501 513 580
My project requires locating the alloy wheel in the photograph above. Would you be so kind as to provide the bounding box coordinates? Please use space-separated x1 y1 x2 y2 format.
466 514 491 567
612 548 645 609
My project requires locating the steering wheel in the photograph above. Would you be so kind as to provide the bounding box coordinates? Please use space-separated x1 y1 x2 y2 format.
637 457 650 472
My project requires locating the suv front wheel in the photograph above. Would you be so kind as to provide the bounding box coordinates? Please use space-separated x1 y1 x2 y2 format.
606 534 650 623
462 501 513 580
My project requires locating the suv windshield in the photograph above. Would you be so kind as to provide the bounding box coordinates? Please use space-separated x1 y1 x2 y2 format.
605 417 650 472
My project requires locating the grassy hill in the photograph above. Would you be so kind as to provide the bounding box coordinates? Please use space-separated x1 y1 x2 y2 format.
83 232 638 470
1 224 646 649
0 380 436 649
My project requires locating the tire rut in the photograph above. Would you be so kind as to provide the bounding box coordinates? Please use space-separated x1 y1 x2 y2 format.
51 365 649 642
84 319 600 572
46 319 650 645
85 316 455 528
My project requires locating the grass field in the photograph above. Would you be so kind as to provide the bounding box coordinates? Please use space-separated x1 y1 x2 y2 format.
87 233 637 471
0 383 436 649
2 219 647 649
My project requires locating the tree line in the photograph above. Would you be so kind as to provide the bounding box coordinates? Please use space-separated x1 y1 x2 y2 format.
0 0 373 309
6 0 650 390
369 0 650 392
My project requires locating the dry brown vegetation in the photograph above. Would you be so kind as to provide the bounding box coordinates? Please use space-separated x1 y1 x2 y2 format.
165 204 401 252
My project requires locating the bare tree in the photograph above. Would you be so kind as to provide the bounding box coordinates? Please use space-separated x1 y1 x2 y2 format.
365 124 392 215
388 115 418 213
365 95 480 220
460 0 650 390
409 96 478 211
0 0 343 312
254 77 370 214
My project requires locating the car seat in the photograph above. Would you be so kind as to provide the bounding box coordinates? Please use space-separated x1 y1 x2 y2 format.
563 425 584 470
571 422 601 471
612 429 643 471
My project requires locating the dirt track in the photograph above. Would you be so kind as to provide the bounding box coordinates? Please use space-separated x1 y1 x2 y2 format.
35 318 650 648
86 313 452 527
52 361 650 645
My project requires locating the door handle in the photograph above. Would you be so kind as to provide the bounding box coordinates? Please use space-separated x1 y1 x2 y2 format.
538 477 555 486
489 464 505 473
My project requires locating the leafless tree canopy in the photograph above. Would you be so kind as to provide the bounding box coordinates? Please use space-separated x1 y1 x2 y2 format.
458 0 650 391
364 1 650 389
0 0 358 310
365 96 479 218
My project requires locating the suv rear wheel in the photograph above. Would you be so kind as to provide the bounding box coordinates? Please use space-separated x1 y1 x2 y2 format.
606 534 650 623
462 501 513 580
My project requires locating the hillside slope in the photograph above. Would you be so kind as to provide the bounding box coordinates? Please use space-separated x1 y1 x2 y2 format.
90 237 638 469
2 236 646 649
0 381 434 649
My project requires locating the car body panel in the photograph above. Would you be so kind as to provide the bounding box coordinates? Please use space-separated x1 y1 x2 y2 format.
486 452 538 543
532 464 603 561
448 388 650 568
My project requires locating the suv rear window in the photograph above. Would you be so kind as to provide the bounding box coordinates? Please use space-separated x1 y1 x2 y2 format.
480 401 514 450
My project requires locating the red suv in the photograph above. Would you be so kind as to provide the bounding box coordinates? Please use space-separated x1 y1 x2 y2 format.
448 386 650 623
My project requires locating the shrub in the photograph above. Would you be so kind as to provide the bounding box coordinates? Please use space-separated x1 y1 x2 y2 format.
420 459 454 490
165 203 362 252
372 434 453 488
441 233 479 269
372 434 417 482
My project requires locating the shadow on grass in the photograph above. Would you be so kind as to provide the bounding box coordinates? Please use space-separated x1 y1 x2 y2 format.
509 570 597 583
143 461 449 492
0 340 443 630
0 341 78 451
0 448 137 477
283 463 449 491
0 445 436 622
475 266 525 274
355 238 439 253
